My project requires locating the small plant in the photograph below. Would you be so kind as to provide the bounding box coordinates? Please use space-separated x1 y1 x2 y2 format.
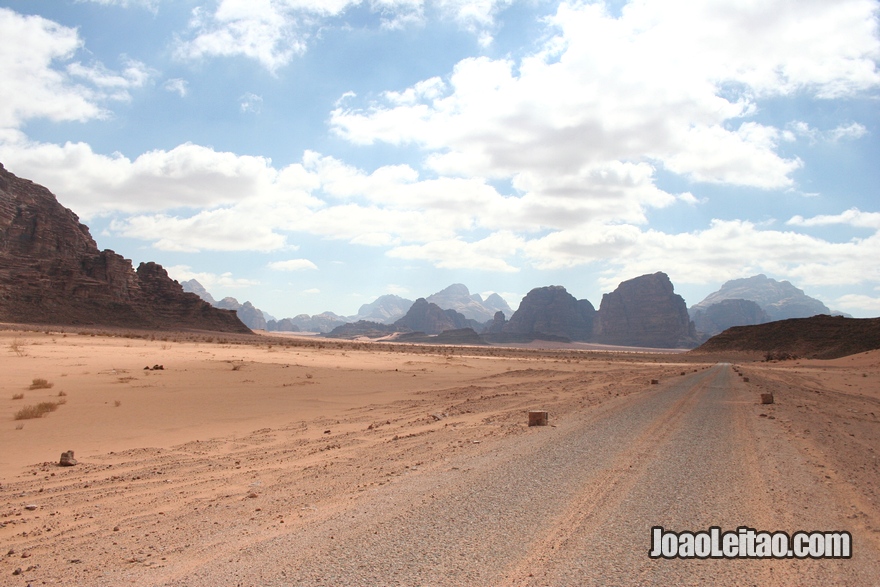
305 373 314 379
9 338 26 357
15 423 23 430
58 390 67 397
114 400 122 407
14 401 60 420
29 378 54 390
12 393 24 400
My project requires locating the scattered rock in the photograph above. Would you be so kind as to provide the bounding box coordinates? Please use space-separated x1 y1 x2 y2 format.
430 413 446 421
24 505 37 511
528 410 549 426
59 450 77 467
761 393 774 405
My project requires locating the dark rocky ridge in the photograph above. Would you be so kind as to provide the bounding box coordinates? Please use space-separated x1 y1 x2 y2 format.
0 162 250 333
693 315 880 359
593 272 698 348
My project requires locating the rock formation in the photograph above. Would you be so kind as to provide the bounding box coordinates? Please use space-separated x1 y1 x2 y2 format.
690 298 771 339
352 294 414 324
266 318 301 332
393 298 479 335
690 274 831 321
694 315 880 359
0 163 249 332
484 311 506 334
502 286 595 341
426 284 513 322
214 297 268 331
180 279 217 305
593 272 698 348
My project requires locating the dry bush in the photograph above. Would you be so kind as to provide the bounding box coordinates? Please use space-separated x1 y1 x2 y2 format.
114 400 122 407
29 378 54 390
58 390 67 397
12 393 24 400
9 338 26 357
14 401 60 420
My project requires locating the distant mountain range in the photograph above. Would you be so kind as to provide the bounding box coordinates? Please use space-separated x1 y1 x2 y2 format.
181 281 511 334
688 274 850 339
184 270 852 349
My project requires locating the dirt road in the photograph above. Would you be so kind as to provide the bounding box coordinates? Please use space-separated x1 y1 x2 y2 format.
3 346 878 587
166 364 878 586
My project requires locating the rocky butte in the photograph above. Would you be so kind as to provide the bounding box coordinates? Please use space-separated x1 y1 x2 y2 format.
593 272 699 348
0 162 250 332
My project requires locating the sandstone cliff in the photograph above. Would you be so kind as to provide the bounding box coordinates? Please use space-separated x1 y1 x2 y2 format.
502 286 595 341
593 272 698 348
0 163 250 332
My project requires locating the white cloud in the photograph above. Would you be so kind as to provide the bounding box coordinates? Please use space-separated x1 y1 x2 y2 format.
163 78 189 97
834 294 880 313
787 208 880 230
0 8 100 127
240 92 263 113
0 137 322 218
76 0 161 9
175 0 517 71
303 287 321 294
268 259 318 271
165 265 260 289
0 9 155 130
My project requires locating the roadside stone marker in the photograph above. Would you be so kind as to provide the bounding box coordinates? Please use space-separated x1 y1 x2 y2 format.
528 411 548 426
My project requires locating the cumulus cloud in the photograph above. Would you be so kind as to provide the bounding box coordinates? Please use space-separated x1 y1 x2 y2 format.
0 9 153 131
788 208 880 230
175 0 515 71
163 78 189 97
165 265 260 289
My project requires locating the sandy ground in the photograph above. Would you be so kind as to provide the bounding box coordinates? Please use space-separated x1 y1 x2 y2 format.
0 328 878 585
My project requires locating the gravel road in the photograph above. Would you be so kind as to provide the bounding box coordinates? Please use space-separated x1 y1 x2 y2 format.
170 364 879 586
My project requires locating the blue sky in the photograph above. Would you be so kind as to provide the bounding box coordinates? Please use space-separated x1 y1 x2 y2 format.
1 0 879 319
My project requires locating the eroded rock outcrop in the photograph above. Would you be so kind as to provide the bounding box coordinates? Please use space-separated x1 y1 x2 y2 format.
593 272 698 348
0 163 250 332
393 298 479 335
502 286 595 341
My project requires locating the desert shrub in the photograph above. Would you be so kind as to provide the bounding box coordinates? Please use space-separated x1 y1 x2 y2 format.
12 393 24 400
58 390 67 397
9 338 26 357
29 378 54 390
764 351 798 362
14 402 59 420
114 400 122 407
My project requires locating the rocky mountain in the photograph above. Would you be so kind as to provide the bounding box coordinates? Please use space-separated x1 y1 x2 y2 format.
214 297 268 331
0 162 249 333
690 298 771 339
593 272 698 348
286 312 347 333
266 318 300 332
426 284 513 322
502 286 595 342
690 274 831 321
351 294 414 324
180 279 217 306
393 298 481 335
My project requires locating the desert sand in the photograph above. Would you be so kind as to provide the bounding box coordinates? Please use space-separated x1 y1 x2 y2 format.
1 327 878 585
